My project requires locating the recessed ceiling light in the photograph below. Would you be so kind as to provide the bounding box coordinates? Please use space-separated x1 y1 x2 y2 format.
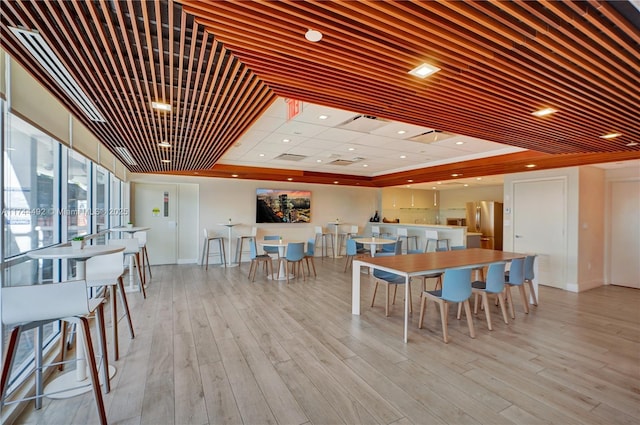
287 178 293 181
400 155 407 159
397 130 406 135
151 101 172 112
305 29 323 42
531 107 557 117
600 132 622 139
431 186 436 190
282 138 290 143
316 159 322 163
333 181 339 184
408 179 413 182
231 174 239 177
455 141 464 145
626 142 638 146
437 181 442 185
408 63 441 78
348 147 355 151
451 173 462 177
363 164 368 167
158 141 171 148
318 114 329 120
464 184 469 187
525 164 537 168
476 177 482 180
259 153 265 157
161 159 171 163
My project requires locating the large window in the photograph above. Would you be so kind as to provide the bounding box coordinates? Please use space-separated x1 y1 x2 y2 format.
1 112 125 397
3 115 58 258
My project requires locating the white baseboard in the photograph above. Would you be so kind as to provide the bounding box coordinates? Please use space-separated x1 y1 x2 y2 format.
178 258 198 264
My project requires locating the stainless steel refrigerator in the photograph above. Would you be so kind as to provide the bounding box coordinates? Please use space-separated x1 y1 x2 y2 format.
466 201 503 250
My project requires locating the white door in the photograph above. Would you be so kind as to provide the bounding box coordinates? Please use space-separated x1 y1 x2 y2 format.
513 179 567 289
134 183 177 264
609 180 640 288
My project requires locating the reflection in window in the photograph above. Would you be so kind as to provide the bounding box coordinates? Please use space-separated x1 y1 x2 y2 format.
3 115 57 258
67 150 90 239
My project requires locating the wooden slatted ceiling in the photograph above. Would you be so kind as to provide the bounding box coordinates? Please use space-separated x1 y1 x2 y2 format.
181 0 639 154
0 0 275 173
0 0 638 187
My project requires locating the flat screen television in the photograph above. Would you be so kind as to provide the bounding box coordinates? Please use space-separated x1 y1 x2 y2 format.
256 189 311 223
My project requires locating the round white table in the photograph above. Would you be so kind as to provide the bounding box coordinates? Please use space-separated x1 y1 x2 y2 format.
351 237 396 257
217 222 239 267
109 226 150 291
27 244 124 398
259 239 303 280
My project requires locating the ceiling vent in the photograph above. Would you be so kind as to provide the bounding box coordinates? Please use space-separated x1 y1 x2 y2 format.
275 153 306 161
9 27 107 123
338 115 389 132
408 130 455 144
328 157 365 166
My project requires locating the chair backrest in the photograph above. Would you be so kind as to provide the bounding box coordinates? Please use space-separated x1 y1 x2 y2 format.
441 268 473 302
397 228 408 237
450 245 466 250
524 255 536 281
263 235 280 253
285 242 305 261
203 228 210 239
371 225 380 236
86 251 125 278
314 226 323 235
506 258 525 286
249 239 259 260
349 225 358 234
108 238 140 254
425 230 439 240
346 238 357 255
435 247 448 252
249 226 258 237
373 269 405 284
133 231 147 245
484 262 506 293
2 280 91 325
306 238 315 256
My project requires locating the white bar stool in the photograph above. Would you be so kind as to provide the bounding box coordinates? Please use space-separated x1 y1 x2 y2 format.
314 226 334 258
235 226 257 264
397 228 418 253
424 230 450 252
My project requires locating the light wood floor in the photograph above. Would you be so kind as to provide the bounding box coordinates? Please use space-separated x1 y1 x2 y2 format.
15 258 640 425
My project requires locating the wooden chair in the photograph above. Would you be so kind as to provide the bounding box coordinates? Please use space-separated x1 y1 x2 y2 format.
248 239 274 281
419 267 475 343
201 228 226 270
371 269 413 317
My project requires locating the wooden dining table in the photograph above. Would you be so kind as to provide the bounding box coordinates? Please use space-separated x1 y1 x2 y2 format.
351 248 527 343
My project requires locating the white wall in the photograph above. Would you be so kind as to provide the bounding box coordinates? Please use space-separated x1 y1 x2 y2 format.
131 173 380 261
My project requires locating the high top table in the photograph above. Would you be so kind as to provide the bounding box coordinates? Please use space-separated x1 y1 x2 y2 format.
109 226 150 291
217 222 239 267
27 244 124 398
352 248 527 343
326 221 345 258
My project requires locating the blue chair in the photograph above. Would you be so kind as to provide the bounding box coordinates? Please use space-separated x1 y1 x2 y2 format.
371 269 412 317
470 262 509 330
376 240 402 257
277 242 305 283
304 238 317 277
418 267 475 343
504 257 528 319
344 238 358 272
248 239 273 281
262 235 281 257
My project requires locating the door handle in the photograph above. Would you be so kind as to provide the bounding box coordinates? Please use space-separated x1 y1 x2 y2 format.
515 234 523 238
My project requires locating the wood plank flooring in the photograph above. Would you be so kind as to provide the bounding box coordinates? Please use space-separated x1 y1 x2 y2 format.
14 258 640 424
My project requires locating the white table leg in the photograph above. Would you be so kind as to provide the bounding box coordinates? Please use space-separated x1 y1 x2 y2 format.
226 226 238 267
352 260 361 315
404 275 410 343
333 225 342 258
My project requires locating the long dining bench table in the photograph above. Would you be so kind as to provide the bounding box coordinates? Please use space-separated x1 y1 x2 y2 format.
352 248 527 343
